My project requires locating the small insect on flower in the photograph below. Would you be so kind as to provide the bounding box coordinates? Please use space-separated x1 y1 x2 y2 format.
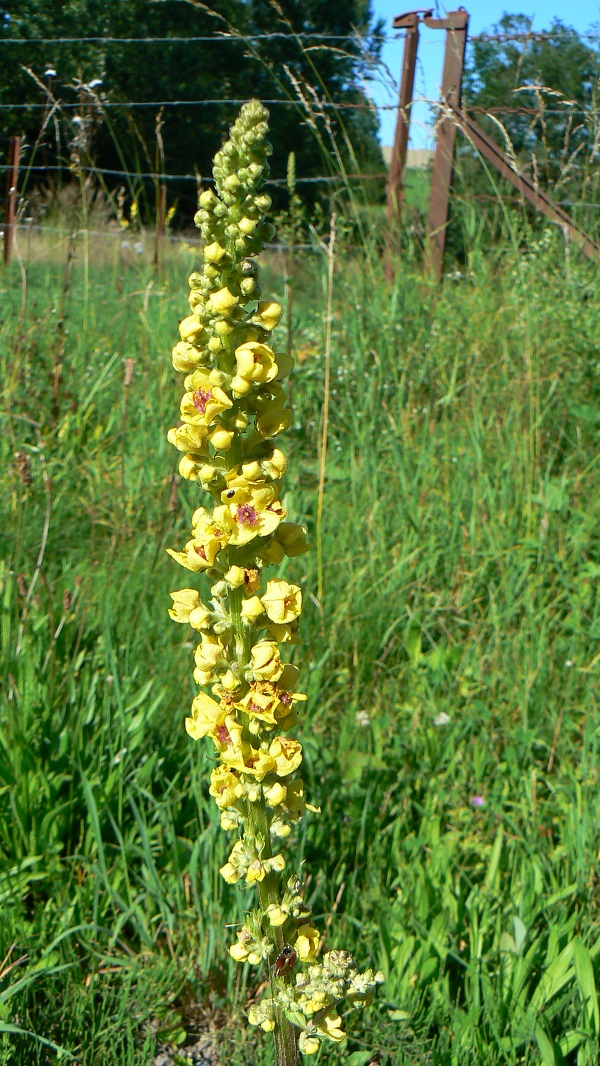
273 945 297 977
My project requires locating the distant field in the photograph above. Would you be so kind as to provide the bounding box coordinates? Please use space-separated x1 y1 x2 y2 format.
403 166 431 213
2 224 600 1065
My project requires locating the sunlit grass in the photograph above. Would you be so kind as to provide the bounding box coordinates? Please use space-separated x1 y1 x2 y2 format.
2 223 600 1064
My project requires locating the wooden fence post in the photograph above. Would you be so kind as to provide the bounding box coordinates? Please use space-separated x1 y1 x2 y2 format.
424 10 469 279
384 11 426 283
4 135 20 266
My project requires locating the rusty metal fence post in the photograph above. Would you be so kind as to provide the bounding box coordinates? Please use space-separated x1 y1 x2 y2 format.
4 135 20 266
424 10 469 279
385 11 430 281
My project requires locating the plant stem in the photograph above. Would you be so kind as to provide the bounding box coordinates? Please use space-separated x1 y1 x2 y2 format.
316 212 336 616
251 797 298 1066
228 582 298 1066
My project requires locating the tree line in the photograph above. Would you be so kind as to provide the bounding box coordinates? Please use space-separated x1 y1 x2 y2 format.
0 0 385 221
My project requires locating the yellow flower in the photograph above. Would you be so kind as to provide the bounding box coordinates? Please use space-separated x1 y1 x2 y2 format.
268 736 303 776
208 287 239 315
265 903 288 926
264 781 287 806
219 861 239 885
221 486 286 547
251 300 282 331
229 941 250 962
217 669 242 693
224 565 246 588
246 859 266 884
294 923 319 962
230 942 249 967
179 314 206 344
194 635 226 675
192 505 233 539
180 369 232 427
275 522 310 557
209 426 234 451
177 455 204 482
251 640 284 682
166 507 233 570
235 684 280 728
298 1034 319 1056
189 603 212 630
322 1013 345 1042
234 341 279 387
168 588 201 624
261 448 287 480
166 540 212 573
185 692 227 741
256 395 293 438
235 460 263 484
283 777 308 816
220 739 277 781
203 241 227 264
172 340 206 373
209 765 240 809
268 621 302 645
261 579 302 624
240 595 265 625
167 422 208 453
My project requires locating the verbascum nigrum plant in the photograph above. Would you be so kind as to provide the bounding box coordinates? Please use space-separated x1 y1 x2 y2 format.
166 100 383 1065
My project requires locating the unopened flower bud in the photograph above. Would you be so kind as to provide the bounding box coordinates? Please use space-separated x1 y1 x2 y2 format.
209 288 239 315
203 240 227 263
224 565 245 588
264 782 287 806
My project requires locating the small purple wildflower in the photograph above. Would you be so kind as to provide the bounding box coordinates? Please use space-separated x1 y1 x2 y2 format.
470 795 485 808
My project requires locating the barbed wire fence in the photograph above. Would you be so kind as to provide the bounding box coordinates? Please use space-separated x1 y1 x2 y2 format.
2 25 600 265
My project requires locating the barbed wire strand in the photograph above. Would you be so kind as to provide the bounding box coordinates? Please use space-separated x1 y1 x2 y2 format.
0 98 595 116
0 30 598 45
0 98 387 111
470 31 600 42
0 163 387 183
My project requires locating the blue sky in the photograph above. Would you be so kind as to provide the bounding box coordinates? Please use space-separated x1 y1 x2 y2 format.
369 0 600 146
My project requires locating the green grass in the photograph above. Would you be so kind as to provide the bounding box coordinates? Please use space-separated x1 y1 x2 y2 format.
403 166 431 214
2 220 600 1065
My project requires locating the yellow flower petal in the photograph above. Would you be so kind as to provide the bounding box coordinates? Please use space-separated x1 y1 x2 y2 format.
168 588 201 624
261 579 302 624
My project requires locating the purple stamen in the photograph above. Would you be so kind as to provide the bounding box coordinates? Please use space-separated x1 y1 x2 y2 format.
193 388 212 412
236 504 259 527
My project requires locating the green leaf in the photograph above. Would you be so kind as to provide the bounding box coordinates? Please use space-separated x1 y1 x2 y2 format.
346 1053 374 1066
529 942 575 1013
341 750 370 783
0 1021 74 1058
404 625 422 667
513 916 527 955
483 829 503 894
535 1025 556 1066
559 1030 585 1056
573 938 599 1034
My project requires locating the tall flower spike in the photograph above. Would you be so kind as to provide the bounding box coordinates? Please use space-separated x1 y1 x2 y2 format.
167 101 383 1065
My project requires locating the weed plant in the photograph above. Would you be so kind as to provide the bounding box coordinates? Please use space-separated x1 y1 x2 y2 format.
2 213 600 1065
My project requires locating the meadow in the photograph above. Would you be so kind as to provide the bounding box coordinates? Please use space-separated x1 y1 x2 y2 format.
2 212 600 1066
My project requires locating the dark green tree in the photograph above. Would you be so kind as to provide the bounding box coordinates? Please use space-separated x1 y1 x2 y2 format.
0 0 384 221
462 15 599 194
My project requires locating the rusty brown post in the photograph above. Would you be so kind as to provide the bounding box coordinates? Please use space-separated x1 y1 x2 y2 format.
4 135 20 266
425 10 469 279
385 9 432 282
